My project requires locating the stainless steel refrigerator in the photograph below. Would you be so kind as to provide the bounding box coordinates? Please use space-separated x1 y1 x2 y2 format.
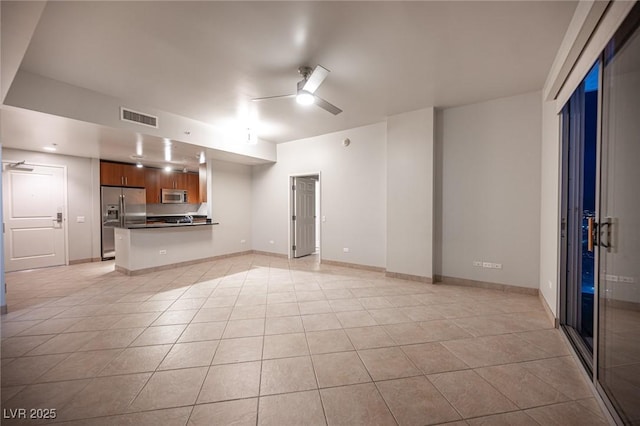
101 186 146 259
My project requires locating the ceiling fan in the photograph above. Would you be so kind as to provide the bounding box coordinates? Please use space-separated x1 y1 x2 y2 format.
252 65 342 115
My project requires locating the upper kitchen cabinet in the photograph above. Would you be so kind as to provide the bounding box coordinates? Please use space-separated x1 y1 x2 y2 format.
153 169 200 203
186 173 199 203
144 168 161 203
159 170 190 191
100 161 145 187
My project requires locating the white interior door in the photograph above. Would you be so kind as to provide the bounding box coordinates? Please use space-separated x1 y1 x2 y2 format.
3 163 66 271
293 177 316 258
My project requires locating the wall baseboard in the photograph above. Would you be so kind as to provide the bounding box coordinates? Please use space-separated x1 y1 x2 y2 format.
434 274 539 296
321 259 386 273
251 250 288 259
538 292 559 328
69 257 101 265
386 271 432 283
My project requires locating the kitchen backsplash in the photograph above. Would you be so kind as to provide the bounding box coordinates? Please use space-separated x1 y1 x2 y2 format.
146 203 203 216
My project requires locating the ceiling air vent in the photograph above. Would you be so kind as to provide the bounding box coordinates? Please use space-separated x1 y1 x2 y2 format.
120 107 158 128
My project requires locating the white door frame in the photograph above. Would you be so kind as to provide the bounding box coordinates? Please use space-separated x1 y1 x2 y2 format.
2 160 70 269
288 172 321 260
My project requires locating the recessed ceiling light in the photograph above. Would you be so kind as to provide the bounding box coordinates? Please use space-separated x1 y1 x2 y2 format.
164 166 172 172
136 163 143 168
43 146 56 152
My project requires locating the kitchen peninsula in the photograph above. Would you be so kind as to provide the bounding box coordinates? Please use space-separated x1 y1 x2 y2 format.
114 221 219 275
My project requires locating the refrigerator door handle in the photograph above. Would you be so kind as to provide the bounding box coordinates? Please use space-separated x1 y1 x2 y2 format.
120 194 126 227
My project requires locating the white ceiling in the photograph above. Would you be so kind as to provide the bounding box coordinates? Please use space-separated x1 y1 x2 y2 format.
3 1 577 165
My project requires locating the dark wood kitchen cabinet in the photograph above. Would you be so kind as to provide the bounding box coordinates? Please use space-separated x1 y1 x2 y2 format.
146 168 200 203
186 173 199 203
100 161 145 187
101 161 200 203
144 168 161 203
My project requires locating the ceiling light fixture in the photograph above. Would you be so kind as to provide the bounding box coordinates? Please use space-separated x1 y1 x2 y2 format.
135 135 143 156
164 166 172 172
198 152 206 164
136 163 143 168
296 90 315 106
43 146 57 152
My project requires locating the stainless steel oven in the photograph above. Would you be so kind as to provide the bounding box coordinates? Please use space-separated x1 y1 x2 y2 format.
161 188 188 204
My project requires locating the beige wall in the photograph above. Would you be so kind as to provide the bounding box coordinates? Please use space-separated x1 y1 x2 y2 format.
387 107 434 279
251 123 387 268
539 97 561 314
435 91 542 289
209 159 252 256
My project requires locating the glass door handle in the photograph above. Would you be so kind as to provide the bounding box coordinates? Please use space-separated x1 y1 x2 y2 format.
600 217 612 250
588 217 596 252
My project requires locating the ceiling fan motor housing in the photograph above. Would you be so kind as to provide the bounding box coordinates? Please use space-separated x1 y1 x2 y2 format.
298 66 313 80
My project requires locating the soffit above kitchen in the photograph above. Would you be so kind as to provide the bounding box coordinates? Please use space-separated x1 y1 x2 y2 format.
2 1 576 161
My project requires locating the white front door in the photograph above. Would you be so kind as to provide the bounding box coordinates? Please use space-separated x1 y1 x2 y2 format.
2 162 66 271
293 177 316 258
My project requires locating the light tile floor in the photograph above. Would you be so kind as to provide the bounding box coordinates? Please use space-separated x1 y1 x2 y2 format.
0 254 610 425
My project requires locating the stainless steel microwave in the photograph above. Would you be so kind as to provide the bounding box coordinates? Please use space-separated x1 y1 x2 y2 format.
161 188 188 204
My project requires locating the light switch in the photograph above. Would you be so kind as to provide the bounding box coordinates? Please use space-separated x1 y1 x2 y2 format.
77 216 85 223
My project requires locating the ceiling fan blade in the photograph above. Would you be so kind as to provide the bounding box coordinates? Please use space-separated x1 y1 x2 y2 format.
302 65 330 94
251 94 295 102
314 95 342 115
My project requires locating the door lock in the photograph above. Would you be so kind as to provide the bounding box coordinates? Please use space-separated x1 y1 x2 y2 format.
56 212 63 223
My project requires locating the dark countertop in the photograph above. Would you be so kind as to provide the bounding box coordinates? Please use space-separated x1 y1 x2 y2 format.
146 214 207 218
120 222 219 229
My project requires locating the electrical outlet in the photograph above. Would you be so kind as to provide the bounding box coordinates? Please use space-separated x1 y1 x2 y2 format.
473 261 482 267
482 262 492 268
548 280 553 289
322 216 326 222
343 248 350 253
493 263 502 269
159 249 167 255
240 239 246 244
76 216 85 223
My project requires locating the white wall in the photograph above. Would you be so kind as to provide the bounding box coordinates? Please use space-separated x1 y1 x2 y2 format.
210 159 252 256
436 91 542 289
252 123 387 268
1 148 101 262
539 97 561 314
387 108 434 279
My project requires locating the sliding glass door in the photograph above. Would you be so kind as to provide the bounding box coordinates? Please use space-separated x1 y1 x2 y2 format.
560 62 599 368
561 5 640 424
597 8 640 423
